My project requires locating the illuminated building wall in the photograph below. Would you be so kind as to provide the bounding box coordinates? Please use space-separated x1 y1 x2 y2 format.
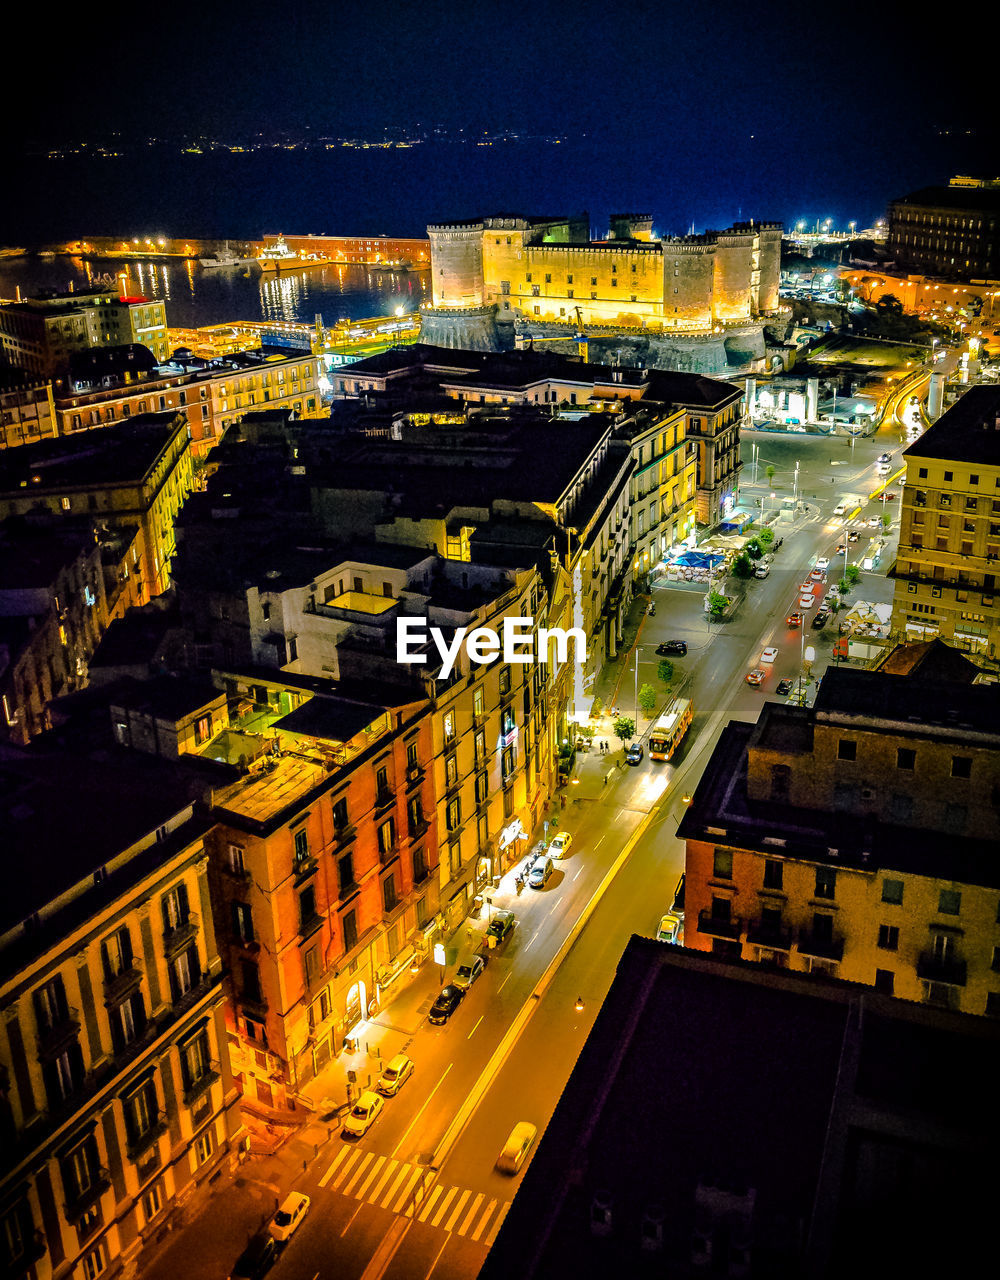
0 374 58 450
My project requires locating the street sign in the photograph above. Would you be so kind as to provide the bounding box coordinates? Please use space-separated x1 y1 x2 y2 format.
433 942 446 966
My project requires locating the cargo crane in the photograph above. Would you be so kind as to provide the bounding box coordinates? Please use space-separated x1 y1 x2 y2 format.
515 305 589 361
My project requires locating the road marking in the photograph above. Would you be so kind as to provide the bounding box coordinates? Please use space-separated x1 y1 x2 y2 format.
422 1234 451 1280
470 1198 499 1242
497 972 512 993
392 1166 424 1214
467 1015 483 1040
458 1191 484 1235
379 1165 411 1209
340 1196 366 1237
444 1188 472 1232
485 1203 510 1246
545 905 557 920
594 835 606 848
417 1185 443 1222
572 867 582 880
355 1154 387 1198
368 1158 399 1202
431 1187 457 1227
320 1144 350 1187
332 1148 362 1189
523 931 537 951
343 1151 376 1195
392 1062 452 1158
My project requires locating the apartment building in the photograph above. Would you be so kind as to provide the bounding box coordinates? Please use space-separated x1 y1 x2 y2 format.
678 665 1000 1017
0 413 194 605
0 746 239 1280
887 177 1000 280
0 291 169 379
0 369 58 451
58 347 324 458
890 384 1000 666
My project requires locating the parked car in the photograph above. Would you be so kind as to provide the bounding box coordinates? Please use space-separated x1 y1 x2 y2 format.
656 640 687 656
746 668 766 686
231 1233 280 1280
882 491 898 500
548 831 572 858
760 646 779 664
797 594 816 609
656 912 682 944
377 1053 414 1096
754 564 770 578
453 954 487 990
486 909 516 946
815 556 830 571
428 984 466 1025
812 609 830 628
269 1193 311 1242
776 677 794 696
625 742 644 765
496 1122 537 1174
786 611 803 627
528 853 554 888
343 1091 385 1137
809 568 826 583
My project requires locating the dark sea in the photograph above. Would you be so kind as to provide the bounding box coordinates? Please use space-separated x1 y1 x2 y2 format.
0 132 989 328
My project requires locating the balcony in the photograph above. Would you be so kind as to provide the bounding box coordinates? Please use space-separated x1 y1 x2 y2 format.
797 929 844 963
917 951 967 987
378 842 399 867
697 909 742 941
332 822 357 847
746 918 794 951
238 991 269 1021
163 914 199 959
375 788 396 812
63 1168 111 1223
405 763 424 788
36 1009 81 1061
182 1062 220 1107
125 1113 168 1161
292 855 317 885
407 815 429 840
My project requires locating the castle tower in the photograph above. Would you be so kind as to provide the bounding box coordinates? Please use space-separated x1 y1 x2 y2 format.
609 213 654 242
427 220 486 307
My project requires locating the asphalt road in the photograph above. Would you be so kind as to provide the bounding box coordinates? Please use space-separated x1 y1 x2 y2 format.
229 429 912 1280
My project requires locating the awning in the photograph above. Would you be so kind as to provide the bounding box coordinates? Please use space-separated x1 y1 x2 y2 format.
499 818 527 850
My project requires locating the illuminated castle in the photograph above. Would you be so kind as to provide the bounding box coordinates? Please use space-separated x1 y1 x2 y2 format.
423 213 782 353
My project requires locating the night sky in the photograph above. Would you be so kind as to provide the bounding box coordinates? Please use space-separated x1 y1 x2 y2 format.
2 0 997 238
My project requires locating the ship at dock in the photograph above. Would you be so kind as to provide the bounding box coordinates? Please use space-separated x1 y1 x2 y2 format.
258 237 333 272
199 242 259 270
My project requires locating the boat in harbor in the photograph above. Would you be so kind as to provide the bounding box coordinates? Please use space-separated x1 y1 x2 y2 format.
258 238 332 272
372 259 414 272
200 242 258 270
0 247 28 258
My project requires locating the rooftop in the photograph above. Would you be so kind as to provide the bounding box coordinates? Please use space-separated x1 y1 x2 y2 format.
902 385 1000 464
890 183 1000 213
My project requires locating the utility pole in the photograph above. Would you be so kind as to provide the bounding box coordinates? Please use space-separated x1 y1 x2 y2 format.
793 460 800 507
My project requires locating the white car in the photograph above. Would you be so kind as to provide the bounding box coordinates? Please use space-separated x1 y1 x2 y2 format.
815 557 830 572
798 594 816 609
548 831 572 858
377 1053 414 1096
269 1192 311 1242
760 646 779 664
343 1090 384 1138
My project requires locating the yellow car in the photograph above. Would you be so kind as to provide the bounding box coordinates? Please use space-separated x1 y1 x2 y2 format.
548 831 572 858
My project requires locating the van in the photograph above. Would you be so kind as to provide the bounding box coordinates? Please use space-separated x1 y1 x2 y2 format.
497 1121 537 1174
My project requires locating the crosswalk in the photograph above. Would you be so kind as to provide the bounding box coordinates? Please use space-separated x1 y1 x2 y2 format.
319 1144 510 1245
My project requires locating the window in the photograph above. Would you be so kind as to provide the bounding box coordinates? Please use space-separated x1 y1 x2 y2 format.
447 797 461 831
161 883 190 933
896 748 916 770
195 1128 215 1166
992 945 1000 973
474 729 486 765
837 739 857 761
814 866 836 900
951 755 972 779
406 741 419 769
124 1078 159 1150
445 754 458 787
293 827 310 865
499 666 511 696
938 889 961 915
881 878 904 904
228 844 245 874
376 765 389 796
986 993 1000 1018
382 876 398 912
713 848 733 879
377 818 396 855
180 1028 212 1095
332 796 349 830
877 924 899 951
298 886 317 929
142 1183 164 1221
474 686 484 717
763 859 783 890
232 901 253 942
874 969 895 995
413 845 427 883
342 909 358 952
101 926 133 980
443 711 455 742
82 1242 109 1280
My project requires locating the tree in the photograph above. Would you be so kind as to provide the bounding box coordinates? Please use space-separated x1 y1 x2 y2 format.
613 715 636 744
744 538 763 560
657 659 674 685
757 526 775 548
845 564 861 586
837 578 851 595
638 683 657 718
732 553 754 579
766 465 776 484
882 513 892 531
707 590 729 618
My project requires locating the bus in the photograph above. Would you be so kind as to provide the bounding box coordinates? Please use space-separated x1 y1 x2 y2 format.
648 698 693 761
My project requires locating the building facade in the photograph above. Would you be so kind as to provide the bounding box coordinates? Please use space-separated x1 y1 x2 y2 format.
0 292 169 380
0 372 58 451
887 178 1000 280
889 385 1000 665
0 756 239 1280
678 666 1000 1017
